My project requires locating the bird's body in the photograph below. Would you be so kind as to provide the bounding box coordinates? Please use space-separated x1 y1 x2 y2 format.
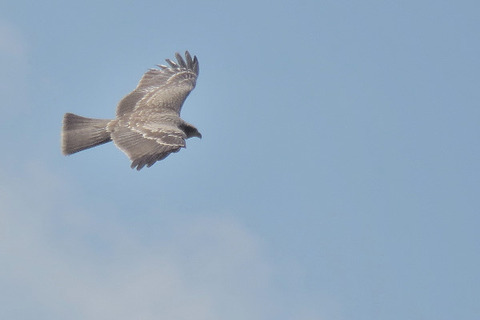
61 51 201 170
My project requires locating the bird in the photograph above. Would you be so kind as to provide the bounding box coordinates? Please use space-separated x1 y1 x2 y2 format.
61 51 201 170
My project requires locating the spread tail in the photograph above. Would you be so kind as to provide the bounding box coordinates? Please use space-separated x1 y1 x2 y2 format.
61 113 112 155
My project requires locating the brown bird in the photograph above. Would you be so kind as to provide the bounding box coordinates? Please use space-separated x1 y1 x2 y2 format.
61 51 201 170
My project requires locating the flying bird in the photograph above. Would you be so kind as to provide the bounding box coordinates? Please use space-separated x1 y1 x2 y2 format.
61 51 201 170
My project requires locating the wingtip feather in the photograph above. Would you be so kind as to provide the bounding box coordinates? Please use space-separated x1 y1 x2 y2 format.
163 51 199 75
193 56 199 75
165 58 178 68
185 51 193 67
175 52 187 68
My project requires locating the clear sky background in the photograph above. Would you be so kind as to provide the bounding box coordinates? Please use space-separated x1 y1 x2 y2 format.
1 1 479 319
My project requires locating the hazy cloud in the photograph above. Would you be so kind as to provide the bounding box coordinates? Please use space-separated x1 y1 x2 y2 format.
0 163 283 320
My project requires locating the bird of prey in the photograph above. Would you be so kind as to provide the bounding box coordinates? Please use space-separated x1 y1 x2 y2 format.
61 51 201 170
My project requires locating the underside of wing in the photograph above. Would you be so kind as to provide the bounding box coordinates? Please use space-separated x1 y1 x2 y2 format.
116 51 199 117
111 119 187 170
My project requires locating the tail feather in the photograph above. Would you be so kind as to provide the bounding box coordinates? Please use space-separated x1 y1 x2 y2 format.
62 113 112 155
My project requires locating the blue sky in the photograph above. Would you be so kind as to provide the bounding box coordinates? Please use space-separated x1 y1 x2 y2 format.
1 1 479 319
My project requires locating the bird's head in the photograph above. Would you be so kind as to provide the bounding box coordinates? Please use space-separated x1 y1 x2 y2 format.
182 123 202 139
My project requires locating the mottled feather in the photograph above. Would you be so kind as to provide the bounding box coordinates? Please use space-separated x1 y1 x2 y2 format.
116 51 199 117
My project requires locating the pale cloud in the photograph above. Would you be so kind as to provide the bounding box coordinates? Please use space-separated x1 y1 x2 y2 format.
0 163 276 320
0 139 332 319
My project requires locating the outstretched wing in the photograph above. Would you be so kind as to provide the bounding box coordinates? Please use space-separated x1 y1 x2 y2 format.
111 115 188 170
116 51 199 117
